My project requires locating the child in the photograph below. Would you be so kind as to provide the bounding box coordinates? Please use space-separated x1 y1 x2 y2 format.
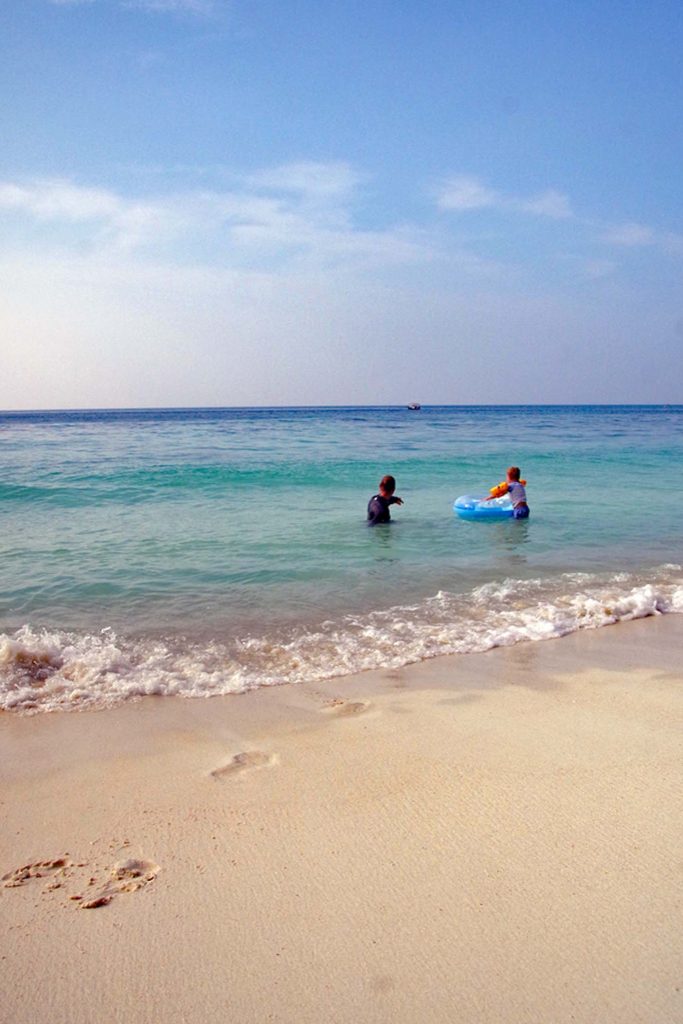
367 474 404 526
484 466 529 519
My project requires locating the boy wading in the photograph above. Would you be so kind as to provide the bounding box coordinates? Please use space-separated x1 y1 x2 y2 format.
367 474 403 526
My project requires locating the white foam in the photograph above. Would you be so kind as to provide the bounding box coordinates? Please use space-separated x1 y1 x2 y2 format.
1 568 682 713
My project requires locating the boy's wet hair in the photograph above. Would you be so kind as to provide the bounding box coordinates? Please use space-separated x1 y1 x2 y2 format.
507 466 521 481
380 475 396 492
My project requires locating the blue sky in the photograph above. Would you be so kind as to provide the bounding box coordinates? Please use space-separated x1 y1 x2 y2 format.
1 0 682 407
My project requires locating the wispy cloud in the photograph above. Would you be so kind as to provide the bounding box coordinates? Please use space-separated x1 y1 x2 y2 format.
436 174 683 266
0 167 432 268
246 161 363 201
0 180 122 220
122 0 219 14
3 166 680 293
601 222 656 247
437 175 573 219
436 176 499 212
0 179 172 252
600 221 683 255
517 190 572 219
49 0 225 13
3 167 681 409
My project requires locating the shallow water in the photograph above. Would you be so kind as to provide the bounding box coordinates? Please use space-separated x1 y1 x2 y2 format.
1 405 682 711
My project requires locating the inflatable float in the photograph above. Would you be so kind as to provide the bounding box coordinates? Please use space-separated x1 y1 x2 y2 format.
454 477 528 521
453 495 514 521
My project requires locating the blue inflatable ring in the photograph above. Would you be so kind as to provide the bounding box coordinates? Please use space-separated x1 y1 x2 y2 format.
453 495 514 521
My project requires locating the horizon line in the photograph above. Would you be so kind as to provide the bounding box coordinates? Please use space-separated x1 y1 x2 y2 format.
2 402 682 415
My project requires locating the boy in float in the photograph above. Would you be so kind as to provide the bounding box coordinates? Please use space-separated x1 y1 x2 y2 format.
367 474 404 526
483 466 529 519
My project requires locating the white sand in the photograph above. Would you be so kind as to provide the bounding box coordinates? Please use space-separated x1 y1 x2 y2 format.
1 614 682 1024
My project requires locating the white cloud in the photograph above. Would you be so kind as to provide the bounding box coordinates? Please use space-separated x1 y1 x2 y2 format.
437 176 499 211
0 179 174 252
0 180 121 220
437 175 572 221
0 169 432 268
5 170 680 284
601 222 657 247
516 189 572 219
49 0 224 13
246 161 363 200
436 175 683 266
122 0 218 13
3 168 682 408
599 222 683 255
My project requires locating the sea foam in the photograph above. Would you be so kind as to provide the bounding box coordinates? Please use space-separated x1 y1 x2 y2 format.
1 568 681 713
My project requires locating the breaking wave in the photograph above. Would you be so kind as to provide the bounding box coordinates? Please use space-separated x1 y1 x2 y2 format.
1 567 682 713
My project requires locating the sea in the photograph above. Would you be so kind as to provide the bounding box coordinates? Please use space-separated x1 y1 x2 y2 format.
1 405 682 713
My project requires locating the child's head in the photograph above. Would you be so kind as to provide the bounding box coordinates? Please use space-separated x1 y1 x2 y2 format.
506 466 521 482
379 474 396 496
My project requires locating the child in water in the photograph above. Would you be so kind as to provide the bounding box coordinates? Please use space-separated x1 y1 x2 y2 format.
367 474 404 525
484 466 529 519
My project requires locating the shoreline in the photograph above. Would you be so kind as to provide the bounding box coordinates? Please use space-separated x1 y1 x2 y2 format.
2 614 682 1023
3 565 682 714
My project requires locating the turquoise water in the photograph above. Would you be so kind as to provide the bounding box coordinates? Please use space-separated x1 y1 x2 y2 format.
1 406 682 711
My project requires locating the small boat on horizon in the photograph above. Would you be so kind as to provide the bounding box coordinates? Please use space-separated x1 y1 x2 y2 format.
407 402 421 410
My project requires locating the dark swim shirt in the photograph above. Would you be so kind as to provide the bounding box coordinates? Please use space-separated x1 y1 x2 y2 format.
367 494 399 525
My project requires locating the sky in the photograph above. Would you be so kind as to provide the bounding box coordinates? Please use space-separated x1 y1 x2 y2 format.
1 0 682 408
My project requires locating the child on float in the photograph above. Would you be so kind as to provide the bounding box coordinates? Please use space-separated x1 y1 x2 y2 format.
483 466 529 519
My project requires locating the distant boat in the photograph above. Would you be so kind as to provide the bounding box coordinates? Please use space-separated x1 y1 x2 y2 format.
407 402 421 410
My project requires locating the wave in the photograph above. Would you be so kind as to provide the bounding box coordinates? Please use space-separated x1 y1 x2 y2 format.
0 463 368 508
1 567 682 714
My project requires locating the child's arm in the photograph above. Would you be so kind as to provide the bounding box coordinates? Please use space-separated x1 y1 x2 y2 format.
481 483 508 502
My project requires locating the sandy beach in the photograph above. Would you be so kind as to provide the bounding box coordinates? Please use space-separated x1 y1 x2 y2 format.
1 614 681 1024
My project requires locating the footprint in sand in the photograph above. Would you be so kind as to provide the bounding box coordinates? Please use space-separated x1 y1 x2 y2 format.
71 858 160 909
3 853 160 909
2 856 72 889
210 750 275 779
324 699 371 717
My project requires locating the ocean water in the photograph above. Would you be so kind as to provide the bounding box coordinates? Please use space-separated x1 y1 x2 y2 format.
1 405 682 713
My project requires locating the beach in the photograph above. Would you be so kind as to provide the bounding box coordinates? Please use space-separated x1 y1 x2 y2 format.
5 0 683 1015
2 613 681 1024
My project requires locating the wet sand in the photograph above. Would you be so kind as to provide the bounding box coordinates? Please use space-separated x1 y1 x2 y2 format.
1 614 682 1024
